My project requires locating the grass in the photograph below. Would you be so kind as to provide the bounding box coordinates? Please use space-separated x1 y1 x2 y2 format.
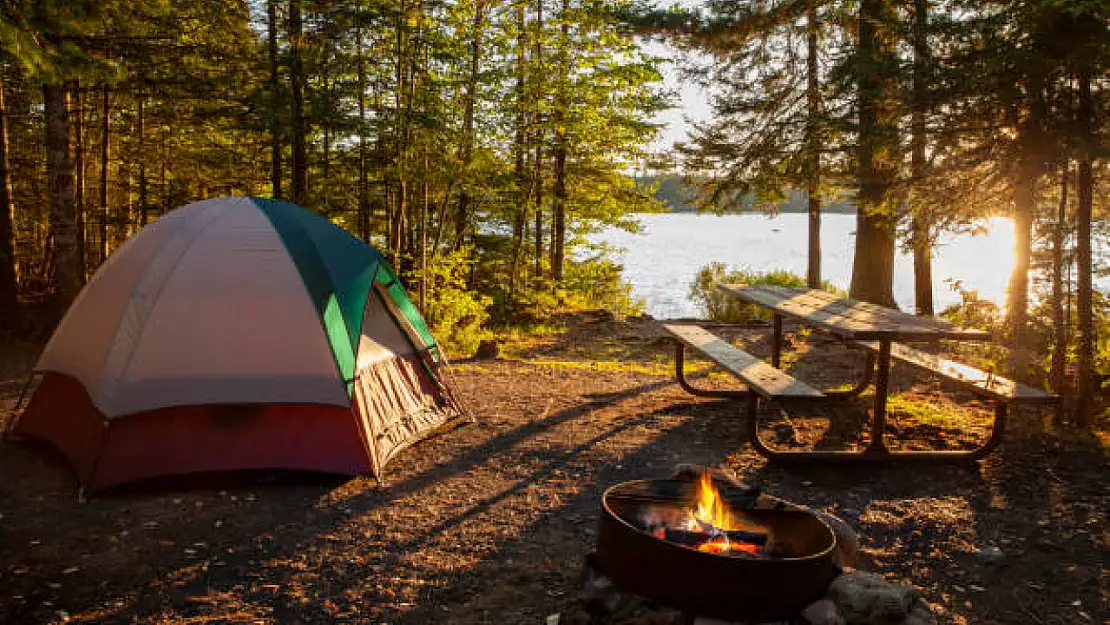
885 392 982 430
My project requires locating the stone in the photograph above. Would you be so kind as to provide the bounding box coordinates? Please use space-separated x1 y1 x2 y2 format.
579 559 624 615
826 571 936 625
976 545 1004 565
474 339 500 359
801 599 844 625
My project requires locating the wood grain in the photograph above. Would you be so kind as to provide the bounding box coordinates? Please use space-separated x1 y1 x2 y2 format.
663 324 825 400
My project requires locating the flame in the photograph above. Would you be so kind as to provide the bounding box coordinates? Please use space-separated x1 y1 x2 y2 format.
694 471 733 530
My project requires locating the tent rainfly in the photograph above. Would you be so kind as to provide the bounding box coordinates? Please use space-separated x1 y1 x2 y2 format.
9 196 464 492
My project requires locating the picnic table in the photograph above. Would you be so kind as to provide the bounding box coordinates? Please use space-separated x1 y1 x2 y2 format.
662 284 1058 462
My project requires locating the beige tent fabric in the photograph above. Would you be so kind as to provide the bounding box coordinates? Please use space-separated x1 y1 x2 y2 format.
352 284 458 475
353 354 456 475
37 197 348 418
35 201 223 402
356 290 416 368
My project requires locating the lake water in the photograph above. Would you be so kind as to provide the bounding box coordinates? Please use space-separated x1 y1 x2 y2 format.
593 212 1016 319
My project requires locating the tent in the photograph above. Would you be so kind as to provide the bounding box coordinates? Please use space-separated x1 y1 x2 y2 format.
8 196 463 492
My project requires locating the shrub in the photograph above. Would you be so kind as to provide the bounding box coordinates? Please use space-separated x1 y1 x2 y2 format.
422 247 493 355
689 263 841 322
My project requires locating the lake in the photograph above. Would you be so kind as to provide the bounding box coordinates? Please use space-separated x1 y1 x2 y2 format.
593 212 1016 319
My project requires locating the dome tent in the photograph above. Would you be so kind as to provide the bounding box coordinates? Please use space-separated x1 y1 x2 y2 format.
9 196 463 492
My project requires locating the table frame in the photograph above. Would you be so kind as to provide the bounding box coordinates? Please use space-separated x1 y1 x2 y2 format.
718 284 1002 461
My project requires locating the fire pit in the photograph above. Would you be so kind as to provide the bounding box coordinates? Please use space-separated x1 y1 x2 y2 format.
594 473 838 622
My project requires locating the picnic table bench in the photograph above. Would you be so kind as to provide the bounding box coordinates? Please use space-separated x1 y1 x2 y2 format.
663 285 1058 462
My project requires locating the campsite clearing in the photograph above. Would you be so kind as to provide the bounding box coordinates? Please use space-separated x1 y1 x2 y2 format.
1 313 1106 624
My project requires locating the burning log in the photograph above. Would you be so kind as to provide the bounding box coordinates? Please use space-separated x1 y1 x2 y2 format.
642 524 768 547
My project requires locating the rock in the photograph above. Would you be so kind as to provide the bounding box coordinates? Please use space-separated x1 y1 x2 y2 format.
976 545 1004 565
578 559 623 615
801 599 844 625
826 571 936 625
474 339 500 359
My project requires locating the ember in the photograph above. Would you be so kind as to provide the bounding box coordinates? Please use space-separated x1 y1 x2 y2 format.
637 471 772 558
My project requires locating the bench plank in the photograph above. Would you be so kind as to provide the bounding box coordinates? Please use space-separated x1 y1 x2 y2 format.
663 324 824 400
855 340 1056 403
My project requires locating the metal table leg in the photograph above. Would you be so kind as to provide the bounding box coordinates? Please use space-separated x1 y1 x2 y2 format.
865 340 892 456
673 341 752 400
771 313 783 368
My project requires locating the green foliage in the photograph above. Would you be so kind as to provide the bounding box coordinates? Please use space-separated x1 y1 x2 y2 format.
562 255 644 318
689 263 842 322
939 282 1004 334
421 247 492 356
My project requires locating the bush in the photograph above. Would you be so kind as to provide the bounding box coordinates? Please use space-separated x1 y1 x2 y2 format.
689 263 841 322
563 256 645 318
422 247 493 355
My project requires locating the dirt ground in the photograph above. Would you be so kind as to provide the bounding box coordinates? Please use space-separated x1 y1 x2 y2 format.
0 314 1107 624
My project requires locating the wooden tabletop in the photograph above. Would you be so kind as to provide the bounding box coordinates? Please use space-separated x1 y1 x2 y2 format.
718 284 992 342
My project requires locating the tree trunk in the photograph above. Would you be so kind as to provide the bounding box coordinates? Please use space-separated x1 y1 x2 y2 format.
1007 74 1047 378
1050 163 1068 424
551 0 569 283
0 70 17 330
1007 173 1035 367
1074 67 1094 429
138 97 148 226
393 0 409 267
288 0 307 206
73 82 86 276
99 83 109 264
533 0 545 278
44 83 83 309
455 0 486 249
509 0 528 298
356 24 369 241
804 5 821 290
268 0 283 199
848 0 897 307
910 0 933 315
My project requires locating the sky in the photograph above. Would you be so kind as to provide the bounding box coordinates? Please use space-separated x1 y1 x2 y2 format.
643 39 713 154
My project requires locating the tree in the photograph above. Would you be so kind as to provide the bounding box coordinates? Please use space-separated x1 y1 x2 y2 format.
289 0 307 206
848 0 899 307
0 69 16 331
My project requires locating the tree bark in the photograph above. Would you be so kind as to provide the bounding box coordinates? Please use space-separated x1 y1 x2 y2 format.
392 0 409 268
848 0 897 307
455 0 486 248
1006 73 1047 378
288 0 307 206
0 70 17 330
551 0 569 283
910 0 933 315
73 82 86 275
1050 163 1068 424
99 83 109 264
533 0 545 278
356 24 369 241
1007 173 1035 366
804 5 821 290
1074 67 1094 428
510 0 528 298
138 97 148 226
268 0 283 199
44 83 83 309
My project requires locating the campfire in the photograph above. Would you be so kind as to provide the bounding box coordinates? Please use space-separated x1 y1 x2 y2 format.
593 474 838 621
637 471 773 558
